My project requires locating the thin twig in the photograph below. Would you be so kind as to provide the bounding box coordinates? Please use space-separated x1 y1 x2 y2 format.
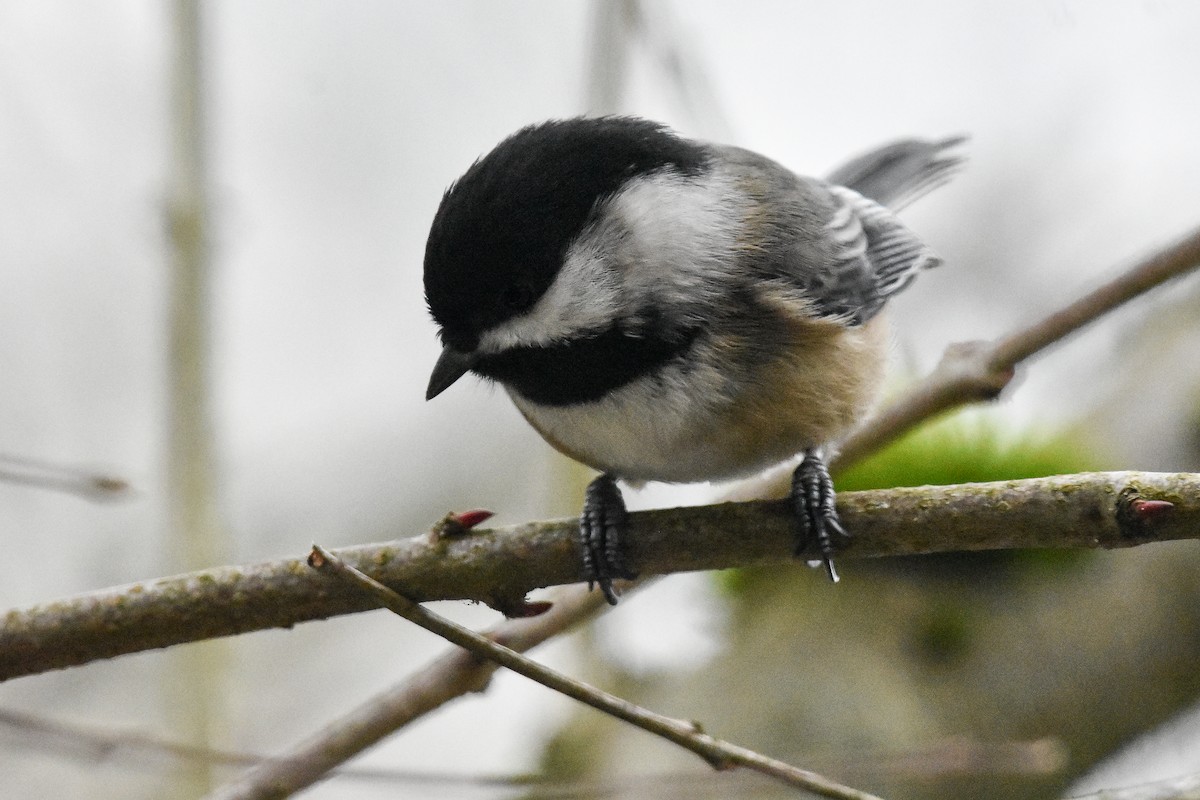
201 580 625 798
292 545 882 800
1065 771 1200 800
164 2 224 793
835 224 1200 468
0 453 129 501
0 706 1061 798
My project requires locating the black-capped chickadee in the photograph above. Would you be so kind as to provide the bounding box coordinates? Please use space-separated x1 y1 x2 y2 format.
424 116 961 604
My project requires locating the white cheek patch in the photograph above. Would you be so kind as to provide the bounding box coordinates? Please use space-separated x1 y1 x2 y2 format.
477 238 623 353
476 170 744 354
612 171 743 313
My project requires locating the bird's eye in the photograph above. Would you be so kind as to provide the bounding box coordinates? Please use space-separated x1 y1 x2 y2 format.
500 283 535 312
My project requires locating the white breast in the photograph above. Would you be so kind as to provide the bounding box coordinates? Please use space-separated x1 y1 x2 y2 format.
509 313 890 485
507 361 736 483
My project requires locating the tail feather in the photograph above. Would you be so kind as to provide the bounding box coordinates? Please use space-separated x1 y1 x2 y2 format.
825 135 967 210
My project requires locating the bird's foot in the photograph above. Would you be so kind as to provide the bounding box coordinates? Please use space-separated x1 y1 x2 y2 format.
791 450 849 583
580 474 638 605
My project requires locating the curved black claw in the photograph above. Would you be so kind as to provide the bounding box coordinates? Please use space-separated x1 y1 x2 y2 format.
580 474 638 605
791 450 849 583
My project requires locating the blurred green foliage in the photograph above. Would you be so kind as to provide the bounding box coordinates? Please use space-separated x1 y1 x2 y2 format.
835 407 1105 491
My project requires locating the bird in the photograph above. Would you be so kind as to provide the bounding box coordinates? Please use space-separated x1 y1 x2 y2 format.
423 116 962 605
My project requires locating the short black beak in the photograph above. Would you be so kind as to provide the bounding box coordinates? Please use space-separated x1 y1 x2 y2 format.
426 345 475 400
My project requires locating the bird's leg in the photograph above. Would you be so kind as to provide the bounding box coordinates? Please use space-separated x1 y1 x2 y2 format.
580 473 638 605
791 449 848 583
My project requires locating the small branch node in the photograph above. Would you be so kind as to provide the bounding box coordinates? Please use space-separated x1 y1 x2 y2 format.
1130 498 1176 521
306 546 327 569
431 509 495 542
489 595 554 619
704 751 738 772
938 339 1016 400
1117 488 1176 538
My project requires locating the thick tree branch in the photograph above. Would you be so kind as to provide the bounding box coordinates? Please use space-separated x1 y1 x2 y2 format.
2 471 1196 682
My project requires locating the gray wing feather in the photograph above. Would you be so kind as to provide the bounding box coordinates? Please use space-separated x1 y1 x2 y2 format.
832 185 941 302
771 137 960 325
782 183 940 325
719 137 961 326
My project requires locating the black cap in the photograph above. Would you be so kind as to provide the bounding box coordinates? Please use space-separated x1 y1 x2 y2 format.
423 117 709 355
